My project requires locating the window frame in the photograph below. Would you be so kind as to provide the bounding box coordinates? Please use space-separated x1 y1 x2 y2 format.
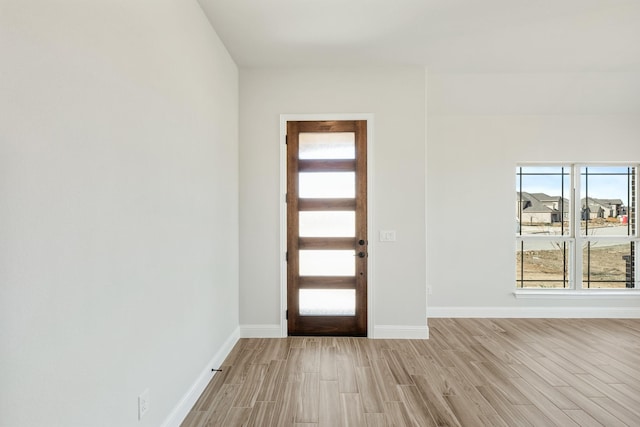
515 162 640 294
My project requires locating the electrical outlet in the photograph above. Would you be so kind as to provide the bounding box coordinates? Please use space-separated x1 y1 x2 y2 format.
138 389 150 420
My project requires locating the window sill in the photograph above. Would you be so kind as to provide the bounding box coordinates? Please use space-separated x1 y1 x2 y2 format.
514 289 640 299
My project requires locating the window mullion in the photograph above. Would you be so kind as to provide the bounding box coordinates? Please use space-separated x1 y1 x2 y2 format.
573 165 582 290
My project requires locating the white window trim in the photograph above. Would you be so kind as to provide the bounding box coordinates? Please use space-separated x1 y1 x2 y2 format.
516 162 640 295
514 289 640 299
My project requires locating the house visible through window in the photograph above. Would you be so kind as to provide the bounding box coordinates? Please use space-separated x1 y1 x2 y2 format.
516 164 638 289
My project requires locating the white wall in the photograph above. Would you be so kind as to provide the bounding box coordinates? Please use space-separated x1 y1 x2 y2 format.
239 67 427 335
0 2 239 426
427 71 640 316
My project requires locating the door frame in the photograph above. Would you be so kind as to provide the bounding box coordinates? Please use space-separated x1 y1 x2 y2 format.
279 113 375 337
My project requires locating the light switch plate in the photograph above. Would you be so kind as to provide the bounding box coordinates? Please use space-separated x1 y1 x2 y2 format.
379 230 396 242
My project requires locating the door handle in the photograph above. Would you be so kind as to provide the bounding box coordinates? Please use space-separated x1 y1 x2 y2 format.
357 252 366 258
358 239 366 245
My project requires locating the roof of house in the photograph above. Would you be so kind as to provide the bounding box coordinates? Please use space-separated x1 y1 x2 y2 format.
582 197 624 208
517 192 565 214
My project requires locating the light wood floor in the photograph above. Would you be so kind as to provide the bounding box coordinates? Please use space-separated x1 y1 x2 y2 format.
181 318 640 426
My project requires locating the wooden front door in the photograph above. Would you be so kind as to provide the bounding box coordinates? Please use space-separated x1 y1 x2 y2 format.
287 120 367 336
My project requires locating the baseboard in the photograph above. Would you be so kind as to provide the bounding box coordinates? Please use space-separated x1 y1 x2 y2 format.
161 326 240 427
373 325 429 339
240 324 283 338
428 306 640 318
239 324 430 339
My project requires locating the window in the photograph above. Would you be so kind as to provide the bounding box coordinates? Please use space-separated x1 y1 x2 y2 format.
516 164 638 290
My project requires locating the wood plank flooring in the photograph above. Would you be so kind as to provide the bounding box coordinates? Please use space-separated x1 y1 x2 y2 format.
181 319 640 426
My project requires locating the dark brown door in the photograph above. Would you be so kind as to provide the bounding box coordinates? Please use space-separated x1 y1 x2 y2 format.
287 120 367 336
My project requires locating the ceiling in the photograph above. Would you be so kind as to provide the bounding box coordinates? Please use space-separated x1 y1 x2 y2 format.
197 0 640 73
